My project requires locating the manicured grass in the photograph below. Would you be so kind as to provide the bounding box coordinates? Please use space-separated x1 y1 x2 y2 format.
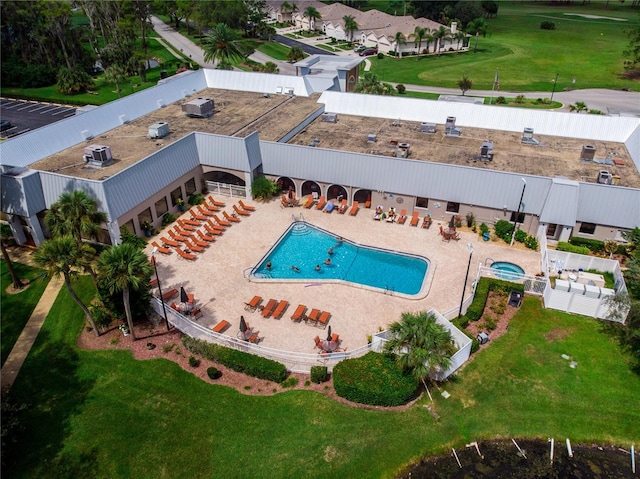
4 282 639 477
256 41 292 61
0 260 49 366
369 2 639 91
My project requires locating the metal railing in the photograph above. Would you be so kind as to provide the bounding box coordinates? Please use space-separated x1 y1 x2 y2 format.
206 181 246 198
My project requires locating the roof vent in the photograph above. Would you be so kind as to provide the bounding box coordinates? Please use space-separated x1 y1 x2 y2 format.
480 140 494 161
597 170 612 185
581 144 596 160
367 134 377 143
83 145 113 167
521 127 539 145
396 142 410 158
157 99 166 108
322 113 338 123
420 122 436 133
148 122 169 139
119 115 130 125
182 97 214 118
81 129 94 141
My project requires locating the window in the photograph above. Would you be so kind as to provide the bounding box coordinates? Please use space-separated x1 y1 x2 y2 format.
510 211 525 223
137 208 152 232
185 178 196 195
579 222 596 235
122 219 135 234
170 187 183 206
446 202 460 213
546 223 557 237
155 197 168 218
415 197 429 209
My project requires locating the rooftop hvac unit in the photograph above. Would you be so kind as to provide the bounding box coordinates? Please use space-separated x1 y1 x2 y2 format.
445 116 461 136
367 134 377 143
521 127 539 145
420 122 437 133
182 97 214 118
597 170 612 185
581 144 596 160
83 144 113 167
322 113 338 123
480 140 494 161
148 122 169 139
396 142 410 158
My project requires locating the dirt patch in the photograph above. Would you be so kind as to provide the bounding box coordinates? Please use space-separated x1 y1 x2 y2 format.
465 291 521 347
545 327 576 343
5 279 31 295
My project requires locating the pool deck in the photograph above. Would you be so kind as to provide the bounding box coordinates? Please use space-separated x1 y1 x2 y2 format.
149 199 541 354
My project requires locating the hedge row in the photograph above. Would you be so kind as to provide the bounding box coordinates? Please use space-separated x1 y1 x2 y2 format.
182 336 287 383
557 241 590 255
569 237 605 253
465 277 525 322
332 352 418 406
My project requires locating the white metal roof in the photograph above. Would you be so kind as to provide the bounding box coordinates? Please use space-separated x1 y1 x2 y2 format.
576 183 640 229
203 69 315 96
539 178 580 225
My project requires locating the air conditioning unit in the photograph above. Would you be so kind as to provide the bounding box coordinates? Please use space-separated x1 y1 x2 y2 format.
148 122 169 139
83 145 113 166
597 170 612 185
420 122 436 133
396 142 410 158
322 113 338 123
182 97 214 118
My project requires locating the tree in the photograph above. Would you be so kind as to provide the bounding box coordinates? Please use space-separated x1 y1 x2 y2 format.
432 25 451 56
423 31 435 53
104 64 128 98
280 1 292 22
98 243 153 341
286 46 305 62
623 15 640 76
302 6 321 32
569 101 588 113
605 239 619 259
457 74 472 95
202 23 253 67
355 72 395 95
56 67 94 95
0 224 23 290
454 30 466 51
260 61 279 73
45 191 107 245
410 26 429 54
384 311 455 388
342 15 359 42
466 17 489 53
393 31 407 58
33 236 100 336
481 0 499 18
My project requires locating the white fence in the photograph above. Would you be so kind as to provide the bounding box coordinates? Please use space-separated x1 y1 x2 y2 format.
206 181 247 199
477 265 547 295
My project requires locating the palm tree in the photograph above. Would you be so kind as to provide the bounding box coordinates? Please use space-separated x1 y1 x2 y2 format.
393 31 406 58
355 72 384 95
202 23 252 68
302 6 321 33
33 236 100 336
45 190 107 245
410 26 428 54
104 64 127 98
454 31 466 51
384 311 455 392
423 31 435 54
0 224 23 289
432 26 451 56
466 17 489 53
280 0 292 23
342 14 358 42
98 243 153 341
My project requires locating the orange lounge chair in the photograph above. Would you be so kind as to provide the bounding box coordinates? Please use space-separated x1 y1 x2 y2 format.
212 320 230 333
302 195 315 209
281 194 290 208
233 204 250 216
208 196 225 207
317 311 331 329
224 211 240 223
190 209 207 221
187 293 195 303
197 205 214 217
272 300 289 319
307 308 321 325
151 241 171 254
397 209 408 225
331 333 340 343
422 215 432 229
150 278 158 288
160 236 180 247
410 211 419 227
182 217 201 226
261 299 278 318
204 222 223 236
175 247 196 260
364 199 371 209
291 304 307 322
315 196 326 210
313 335 322 349
197 230 215 242
183 239 204 253
239 199 255 211
169 229 187 242
245 295 262 311
190 236 209 248
162 288 178 300
338 199 348 214
349 201 359 216
206 219 225 231
175 225 193 238
213 214 231 227
177 220 196 232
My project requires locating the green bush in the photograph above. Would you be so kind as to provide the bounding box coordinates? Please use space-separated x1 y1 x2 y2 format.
251 176 279 200
333 352 418 406
540 21 555 30
182 336 287 382
514 229 527 243
557 242 590 255
188 193 204 205
480 223 490 235
280 376 298 388
377 52 384 59
494 220 514 243
207 367 222 380
524 235 539 251
161 213 176 227
495 96 507 104
188 355 200 368
396 83 406 94
310 365 328 384
569 237 605 253
515 94 526 104
466 277 524 321
471 338 480 354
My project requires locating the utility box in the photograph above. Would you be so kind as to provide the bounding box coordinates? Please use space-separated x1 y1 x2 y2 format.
477 332 490 345
83 144 113 167
396 142 410 158
597 170 612 185
182 97 214 118
445 116 461 136
581 144 596 160
584 284 601 298
148 122 169 139
322 113 338 123
367 134 377 143
420 122 437 133
555 279 570 292
480 140 494 161
521 127 539 145
570 282 585 295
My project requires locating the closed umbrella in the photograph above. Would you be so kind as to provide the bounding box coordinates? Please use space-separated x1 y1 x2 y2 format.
180 287 189 304
326 325 332 342
448 215 456 229
240 315 247 333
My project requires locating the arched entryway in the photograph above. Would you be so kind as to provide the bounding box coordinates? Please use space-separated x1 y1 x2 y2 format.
354 189 372 208
301 180 321 198
204 170 245 186
327 184 347 201
277 177 296 194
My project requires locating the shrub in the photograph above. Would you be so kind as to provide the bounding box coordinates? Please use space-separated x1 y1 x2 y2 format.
377 52 384 59
494 220 514 243
188 355 200 367
188 193 204 205
207 367 222 380
333 352 418 406
514 229 527 243
515 94 526 104
161 213 176 227
466 212 475 227
524 235 539 251
480 223 490 235
182 336 287 382
280 376 298 388
569 237 604 253
471 338 480 354
310 366 328 384
540 21 556 30
484 315 497 331
396 83 406 94
557 242 590 255
466 277 524 321
251 176 279 200
496 96 507 104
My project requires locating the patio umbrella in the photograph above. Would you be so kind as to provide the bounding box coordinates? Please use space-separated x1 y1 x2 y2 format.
448 215 456 229
326 325 332 342
240 315 247 333
180 286 189 304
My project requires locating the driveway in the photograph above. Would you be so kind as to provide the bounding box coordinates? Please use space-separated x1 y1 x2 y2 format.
0 99 76 139
273 34 335 57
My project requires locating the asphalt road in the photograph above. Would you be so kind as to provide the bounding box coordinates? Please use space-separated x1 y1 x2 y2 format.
0 99 76 139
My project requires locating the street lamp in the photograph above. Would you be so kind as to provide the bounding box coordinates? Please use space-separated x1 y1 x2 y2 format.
151 247 171 331
457 243 474 319
550 73 559 102
510 178 527 246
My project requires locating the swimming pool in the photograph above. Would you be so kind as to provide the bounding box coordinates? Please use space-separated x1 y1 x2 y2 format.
490 261 525 281
251 222 430 296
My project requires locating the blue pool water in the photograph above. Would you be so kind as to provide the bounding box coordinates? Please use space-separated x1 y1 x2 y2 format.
253 223 429 296
490 261 525 280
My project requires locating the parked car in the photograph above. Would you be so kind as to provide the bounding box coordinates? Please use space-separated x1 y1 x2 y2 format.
0 120 12 131
359 48 378 57
354 45 367 52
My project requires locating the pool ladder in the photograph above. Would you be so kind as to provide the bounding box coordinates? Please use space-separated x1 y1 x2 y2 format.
484 258 495 266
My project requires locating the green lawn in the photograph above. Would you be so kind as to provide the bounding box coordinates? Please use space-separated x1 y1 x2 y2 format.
256 41 292 61
4 281 639 478
0 260 49 366
369 2 639 91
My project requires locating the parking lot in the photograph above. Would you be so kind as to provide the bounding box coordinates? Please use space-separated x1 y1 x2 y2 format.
0 98 76 139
